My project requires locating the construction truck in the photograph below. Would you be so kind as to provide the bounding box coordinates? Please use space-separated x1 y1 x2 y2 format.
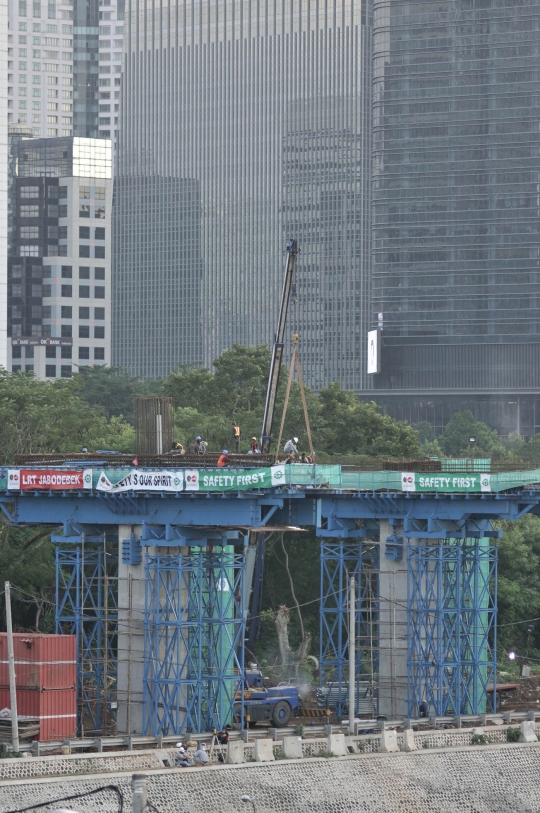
233 669 300 728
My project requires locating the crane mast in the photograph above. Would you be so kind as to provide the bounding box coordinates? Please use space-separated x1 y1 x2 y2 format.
260 239 299 454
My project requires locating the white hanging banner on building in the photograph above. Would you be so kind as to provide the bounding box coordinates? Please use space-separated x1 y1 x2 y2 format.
96 469 184 493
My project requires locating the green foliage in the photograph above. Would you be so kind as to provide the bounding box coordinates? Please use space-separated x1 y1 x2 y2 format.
506 727 521 742
0 526 56 632
72 364 160 422
0 370 135 463
496 514 540 654
0 745 22 759
471 733 491 745
316 385 419 457
439 410 502 457
295 724 305 738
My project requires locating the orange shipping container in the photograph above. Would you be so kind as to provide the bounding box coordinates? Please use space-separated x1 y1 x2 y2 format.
0 686 76 741
0 634 76 689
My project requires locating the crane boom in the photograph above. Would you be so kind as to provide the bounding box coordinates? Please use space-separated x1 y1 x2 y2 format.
260 239 299 454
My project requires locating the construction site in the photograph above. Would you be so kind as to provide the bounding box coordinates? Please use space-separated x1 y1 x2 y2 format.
2 241 540 811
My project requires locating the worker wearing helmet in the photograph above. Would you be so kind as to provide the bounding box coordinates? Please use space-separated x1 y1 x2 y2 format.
283 437 299 456
217 450 230 467
250 437 260 454
231 422 241 453
189 435 206 454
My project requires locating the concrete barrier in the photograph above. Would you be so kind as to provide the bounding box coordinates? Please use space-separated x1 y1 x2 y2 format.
226 741 245 764
401 730 417 753
253 739 275 762
378 729 399 753
519 721 538 743
327 733 347 756
282 737 303 759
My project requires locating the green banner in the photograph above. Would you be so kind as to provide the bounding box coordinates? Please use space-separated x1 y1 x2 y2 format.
401 472 491 493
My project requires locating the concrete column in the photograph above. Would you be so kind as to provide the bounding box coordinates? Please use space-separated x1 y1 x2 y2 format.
378 520 409 718
117 524 145 735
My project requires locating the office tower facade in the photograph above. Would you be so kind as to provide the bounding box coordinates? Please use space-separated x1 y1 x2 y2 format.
8 135 112 378
1 0 8 370
370 0 540 435
7 0 123 141
114 0 372 387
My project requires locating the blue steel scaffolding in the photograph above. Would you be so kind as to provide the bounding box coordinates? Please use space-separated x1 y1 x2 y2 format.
319 540 379 716
407 540 497 717
143 547 245 735
54 526 118 734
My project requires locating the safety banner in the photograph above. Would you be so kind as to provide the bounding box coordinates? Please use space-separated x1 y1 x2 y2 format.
401 472 491 493
96 465 287 493
7 469 93 490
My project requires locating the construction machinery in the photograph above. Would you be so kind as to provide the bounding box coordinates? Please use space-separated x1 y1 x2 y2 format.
260 239 299 454
233 669 300 728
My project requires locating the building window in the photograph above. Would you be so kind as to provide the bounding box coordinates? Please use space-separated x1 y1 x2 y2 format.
79 226 90 238
94 325 105 339
59 185 67 198
61 305 72 318
95 267 105 280
79 347 90 359
95 227 105 240
20 226 39 238
79 205 90 217
94 286 105 299
12 347 22 359
59 204 67 217
61 365 72 377
94 307 105 320
95 187 105 200
42 284 51 297
79 285 90 298
94 347 105 360
61 284 72 297
12 366 22 373
79 245 90 258
79 186 90 199
79 267 90 279
45 346 56 358
57 245 67 256
61 346 71 359
61 265 72 277
79 325 90 338
20 205 39 216
94 246 105 259
94 206 105 219
20 186 39 198
61 324 72 337
59 226 67 238
79 306 90 319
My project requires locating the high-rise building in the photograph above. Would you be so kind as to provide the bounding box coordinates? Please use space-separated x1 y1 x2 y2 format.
369 0 540 436
114 0 372 387
8 134 112 378
7 0 123 143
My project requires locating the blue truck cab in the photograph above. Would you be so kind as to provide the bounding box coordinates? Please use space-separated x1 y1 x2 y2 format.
233 669 300 728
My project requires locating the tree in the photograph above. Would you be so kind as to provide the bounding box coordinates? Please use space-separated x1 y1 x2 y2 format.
439 410 501 457
72 365 158 422
0 370 135 464
212 344 271 416
316 384 419 457
0 526 57 632
497 514 540 656
162 366 217 414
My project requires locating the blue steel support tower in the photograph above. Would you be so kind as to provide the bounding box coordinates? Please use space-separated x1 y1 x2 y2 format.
54 525 118 734
407 540 497 717
319 540 380 717
143 544 245 735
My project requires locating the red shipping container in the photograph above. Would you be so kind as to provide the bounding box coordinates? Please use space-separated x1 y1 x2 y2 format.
0 687 76 741
0 634 76 689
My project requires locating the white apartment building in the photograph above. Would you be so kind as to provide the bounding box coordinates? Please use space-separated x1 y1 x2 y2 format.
8 136 112 379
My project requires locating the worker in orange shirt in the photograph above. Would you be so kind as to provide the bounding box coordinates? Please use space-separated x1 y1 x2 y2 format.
217 450 230 467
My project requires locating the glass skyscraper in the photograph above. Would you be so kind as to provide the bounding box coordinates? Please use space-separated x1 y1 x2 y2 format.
370 0 540 432
114 0 372 387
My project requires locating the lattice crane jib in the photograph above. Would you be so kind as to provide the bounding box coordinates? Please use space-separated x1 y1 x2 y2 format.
143 545 245 735
53 527 118 735
319 540 379 716
407 539 497 718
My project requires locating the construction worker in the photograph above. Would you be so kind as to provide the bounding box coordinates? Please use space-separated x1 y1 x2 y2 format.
176 743 194 767
171 441 184 454
189 436 207 454
217 449 230 467
250 437 260 454
193 742 209 766
284 437 299 456
232 422 241 453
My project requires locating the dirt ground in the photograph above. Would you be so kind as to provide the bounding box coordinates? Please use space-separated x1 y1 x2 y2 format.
498 673 540 711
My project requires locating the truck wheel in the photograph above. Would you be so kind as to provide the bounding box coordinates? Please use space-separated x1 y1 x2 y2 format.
272 700 292 727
